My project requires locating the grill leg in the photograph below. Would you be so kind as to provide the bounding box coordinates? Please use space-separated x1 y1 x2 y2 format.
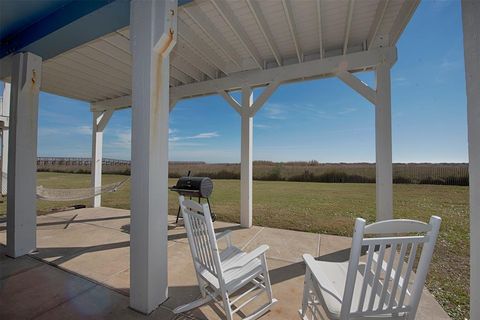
175 205 181 224
207 198 216 222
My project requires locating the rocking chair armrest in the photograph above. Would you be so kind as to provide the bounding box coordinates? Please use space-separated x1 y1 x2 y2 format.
225 245 270 272
302 254 341 300
216 230 232 247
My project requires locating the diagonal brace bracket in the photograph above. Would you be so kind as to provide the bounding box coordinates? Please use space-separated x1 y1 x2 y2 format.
219 80 281 117
337 71 377 105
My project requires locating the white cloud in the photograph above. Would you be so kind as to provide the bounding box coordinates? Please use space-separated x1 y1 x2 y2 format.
254 123 271 129
169 131 220 142
74 125 92 135
337 107 357 115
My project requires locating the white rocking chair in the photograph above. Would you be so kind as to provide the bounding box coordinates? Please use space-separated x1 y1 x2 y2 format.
174 196 278 320
299 216 441 320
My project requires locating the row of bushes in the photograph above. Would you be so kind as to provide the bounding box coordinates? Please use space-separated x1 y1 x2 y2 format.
39 166 469 186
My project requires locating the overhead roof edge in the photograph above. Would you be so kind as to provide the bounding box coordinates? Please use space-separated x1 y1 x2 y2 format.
0 0 193 61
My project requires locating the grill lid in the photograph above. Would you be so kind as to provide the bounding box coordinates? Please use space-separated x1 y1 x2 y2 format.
174 176 213 198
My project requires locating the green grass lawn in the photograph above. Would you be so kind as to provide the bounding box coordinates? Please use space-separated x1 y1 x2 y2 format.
0 172 469 319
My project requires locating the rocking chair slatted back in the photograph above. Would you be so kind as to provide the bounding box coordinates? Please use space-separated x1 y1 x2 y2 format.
342 216 441 319
180 196 220 277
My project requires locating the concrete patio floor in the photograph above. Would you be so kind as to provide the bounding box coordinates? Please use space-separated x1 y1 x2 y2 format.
0 207 449 319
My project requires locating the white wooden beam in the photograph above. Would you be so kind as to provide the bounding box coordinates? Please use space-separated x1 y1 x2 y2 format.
183 6 242 68
389 0 420 46
129 0 176 314
316 0 324 59
97 109 113 132
374 62 392 221
91 95 132 111
219 90 242 115
172 47 397 99
178 18 229 75
210 0 264 69
6 52 42 258
462 1 480 319
282 0 302 63
367 0 389 50
337 71 376 105
246 0 282 67
93 48 397 109
240 86 253 228
250 80 280 116
343 0 355 55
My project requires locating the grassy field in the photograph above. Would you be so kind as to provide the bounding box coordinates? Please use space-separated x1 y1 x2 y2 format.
0 172 469 319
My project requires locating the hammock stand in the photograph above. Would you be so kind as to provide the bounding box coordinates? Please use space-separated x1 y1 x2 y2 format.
36 177 130 201
2 173 130 201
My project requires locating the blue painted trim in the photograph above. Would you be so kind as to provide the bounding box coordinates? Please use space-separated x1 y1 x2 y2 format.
0 0 118 59
0 0 194 60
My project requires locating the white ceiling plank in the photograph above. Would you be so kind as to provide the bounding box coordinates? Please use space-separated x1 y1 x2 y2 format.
52 56 131 92
282 0 303 63
367 0 390 50
246 0 282 67
183 6 242 68
210 0 264 69
67 51 131 82
88 40 131 66
171 53 203 82
43 63 125 97
389 0 420 46
46 61 129 95
103 32 131 54
42 80 92 102
175 42 217 79
42 69 111 101
178 18 229 75
316 0 324 59
76 46 132 76
170 67 193 85
343 0 355 55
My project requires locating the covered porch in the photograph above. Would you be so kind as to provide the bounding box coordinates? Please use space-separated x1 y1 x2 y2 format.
0 207 448 319
0 0 479 318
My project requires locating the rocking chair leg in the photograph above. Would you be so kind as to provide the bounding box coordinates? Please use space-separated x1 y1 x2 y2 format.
260 254 274 304
221 291 234 320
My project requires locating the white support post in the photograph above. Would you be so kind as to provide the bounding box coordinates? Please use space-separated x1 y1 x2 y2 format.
240 87 253 228
6 52 42 258
2 128 9 196
1 82 10 196
374 62 393 221
462 1 480 319
220 83 279 228
91 110 113 208
130 0 177 314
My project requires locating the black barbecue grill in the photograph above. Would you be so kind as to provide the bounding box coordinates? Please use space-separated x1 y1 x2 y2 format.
169 173 216 223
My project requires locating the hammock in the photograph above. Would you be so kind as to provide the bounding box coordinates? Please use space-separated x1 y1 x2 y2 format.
1 173 130 201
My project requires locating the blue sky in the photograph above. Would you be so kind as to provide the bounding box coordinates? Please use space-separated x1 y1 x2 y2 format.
10 0 469 163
